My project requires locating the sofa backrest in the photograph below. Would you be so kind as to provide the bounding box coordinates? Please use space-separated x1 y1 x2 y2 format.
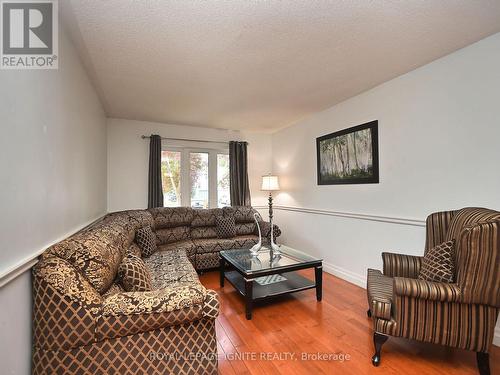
44 210 153 294
148 207 194 244
190 208 223 239
223 206 259 236
143 206 262 243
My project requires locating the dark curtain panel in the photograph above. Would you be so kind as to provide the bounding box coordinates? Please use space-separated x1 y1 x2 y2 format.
148 134 164 208
229 141 251 206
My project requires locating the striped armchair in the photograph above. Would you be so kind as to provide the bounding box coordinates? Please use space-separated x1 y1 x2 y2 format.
367 207 500 375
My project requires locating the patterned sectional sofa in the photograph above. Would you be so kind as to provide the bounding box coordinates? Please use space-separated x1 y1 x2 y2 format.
150 206 279 271
32 206 279 374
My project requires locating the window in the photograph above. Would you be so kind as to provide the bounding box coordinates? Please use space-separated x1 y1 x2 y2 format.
190 152 209 209
161 145 229 209
161 150 181 207
217 154 230 208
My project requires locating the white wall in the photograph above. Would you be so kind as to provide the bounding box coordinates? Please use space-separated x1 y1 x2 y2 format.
107 118 272 212
271 32 500 343
0 28 107 374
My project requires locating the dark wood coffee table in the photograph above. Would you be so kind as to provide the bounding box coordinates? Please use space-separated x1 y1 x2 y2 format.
219 246 323 319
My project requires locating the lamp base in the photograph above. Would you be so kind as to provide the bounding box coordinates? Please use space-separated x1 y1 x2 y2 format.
269 207 280 254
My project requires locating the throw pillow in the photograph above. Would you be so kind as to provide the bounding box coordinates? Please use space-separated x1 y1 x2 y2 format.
216 216 236 238
418 240 455 283
135 226 157 258
118 255 152 292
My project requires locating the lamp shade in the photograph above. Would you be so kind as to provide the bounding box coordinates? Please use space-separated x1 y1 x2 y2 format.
261 175 280 191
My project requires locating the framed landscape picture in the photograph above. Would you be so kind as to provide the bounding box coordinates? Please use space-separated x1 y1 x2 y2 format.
316 120 379 185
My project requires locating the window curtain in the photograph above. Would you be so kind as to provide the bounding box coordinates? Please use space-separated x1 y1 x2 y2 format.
148 134 164 208
229 141 251 206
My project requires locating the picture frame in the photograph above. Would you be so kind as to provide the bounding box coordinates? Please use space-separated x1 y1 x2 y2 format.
316 120 379 185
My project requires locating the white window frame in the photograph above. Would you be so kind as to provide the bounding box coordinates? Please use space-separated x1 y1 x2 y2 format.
162 142 228 209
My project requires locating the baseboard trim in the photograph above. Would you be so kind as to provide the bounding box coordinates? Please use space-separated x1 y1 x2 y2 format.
0 213 107 288
272 205 426 227
323 261 366 289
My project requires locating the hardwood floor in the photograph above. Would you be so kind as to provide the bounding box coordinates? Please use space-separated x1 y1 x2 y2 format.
199 269 500 375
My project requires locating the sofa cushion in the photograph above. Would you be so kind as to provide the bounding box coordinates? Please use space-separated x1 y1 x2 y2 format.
216 216 236 238
193 235 259 254
118 255 152 292
196 252 220 270
144 249 200 290
135 226 157 258
193 238 237 254
418 240 455 283
155 226 190 244
157 240 196 268
367 268 393 320
157 240 196 259
148 207 194 229
191 208 223 227
445 207 500 242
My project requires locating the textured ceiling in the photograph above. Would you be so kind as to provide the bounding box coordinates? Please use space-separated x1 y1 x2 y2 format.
64 1 500 132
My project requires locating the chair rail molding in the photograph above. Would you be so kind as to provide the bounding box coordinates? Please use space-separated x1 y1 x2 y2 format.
271 205 426 227
0 212 107 288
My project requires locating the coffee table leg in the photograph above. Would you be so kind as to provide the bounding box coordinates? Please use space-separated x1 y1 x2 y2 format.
219 256 225 287
315 265 323 301
244 278 253 320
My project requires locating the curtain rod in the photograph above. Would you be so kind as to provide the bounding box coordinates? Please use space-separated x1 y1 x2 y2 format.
141 135 248 145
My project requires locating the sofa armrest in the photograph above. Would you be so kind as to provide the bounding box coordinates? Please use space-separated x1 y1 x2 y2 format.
102 284 206 316
393 277 461 302
382 252 423 278
97 286 218 340
33 257 103 350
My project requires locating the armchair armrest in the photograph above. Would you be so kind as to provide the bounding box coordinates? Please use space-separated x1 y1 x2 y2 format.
393 277 461 303
97 286 219 340
382 252 423 278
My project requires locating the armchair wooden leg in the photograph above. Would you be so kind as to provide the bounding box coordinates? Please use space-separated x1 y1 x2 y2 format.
371 332 388 367
476 352 490 375
367 309 372 318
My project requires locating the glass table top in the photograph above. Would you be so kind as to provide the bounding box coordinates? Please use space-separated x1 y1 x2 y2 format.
220 245 322 275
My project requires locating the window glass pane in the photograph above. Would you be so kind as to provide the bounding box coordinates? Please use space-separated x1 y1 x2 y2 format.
161 151 181 207
190 152 209 209
217 154 230 208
